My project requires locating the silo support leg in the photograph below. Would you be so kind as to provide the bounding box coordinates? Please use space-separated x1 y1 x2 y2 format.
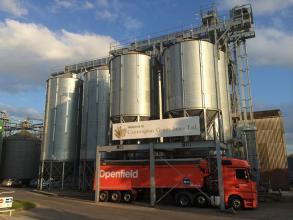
61 162 65 190
95 148 101 203
39 161 44 191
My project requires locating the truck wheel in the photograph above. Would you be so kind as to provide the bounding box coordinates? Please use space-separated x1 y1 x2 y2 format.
111 191 122 203
194 194 208 207
123 192 132 203
99 191 109 202
176 192 192 207
229 196 243 210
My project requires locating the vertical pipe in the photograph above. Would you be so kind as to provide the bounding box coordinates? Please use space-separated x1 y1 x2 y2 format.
149 142 156 207
73 161 76 186
49 160 53 191
214 29 223 142
82 160 86 191
158 71 163 143
61 161 65 190
95 147 101 203
216 141 225 211
243 132 248 161
199 41 208 140
39 161 44 190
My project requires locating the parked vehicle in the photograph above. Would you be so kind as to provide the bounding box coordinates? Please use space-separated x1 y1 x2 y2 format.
42 178 61 189
1 179 15 187
29 179 38 188
94 157 258 210
1 178 23 187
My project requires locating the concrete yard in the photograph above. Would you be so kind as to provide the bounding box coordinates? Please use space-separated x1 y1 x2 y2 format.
0 187 292 220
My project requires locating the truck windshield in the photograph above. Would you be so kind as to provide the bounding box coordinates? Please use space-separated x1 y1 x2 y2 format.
236 169 248 180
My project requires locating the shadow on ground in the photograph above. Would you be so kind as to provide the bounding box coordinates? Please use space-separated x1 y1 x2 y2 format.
16 207 97 220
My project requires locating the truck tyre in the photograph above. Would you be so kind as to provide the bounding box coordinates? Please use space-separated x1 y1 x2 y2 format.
229 196 243 210
176 192 192 207
111 191 122 203
123 192 132 203
194 194 208 207
99 191 109 202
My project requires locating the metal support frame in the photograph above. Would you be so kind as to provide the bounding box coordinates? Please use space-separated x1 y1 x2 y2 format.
94 141 227 207
79 160 95 191
234 39 254 122
38 160 77 191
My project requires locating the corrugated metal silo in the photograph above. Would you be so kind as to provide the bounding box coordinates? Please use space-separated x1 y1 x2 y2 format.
163 40 218 113
80 66 110 160
42 73 82 161
110 52 151 123
162 40 219 140
0 131 41 180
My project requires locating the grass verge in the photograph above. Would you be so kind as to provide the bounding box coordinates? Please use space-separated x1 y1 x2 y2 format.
12 200 36 211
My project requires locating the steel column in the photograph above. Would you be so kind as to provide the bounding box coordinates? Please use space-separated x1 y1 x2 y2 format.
95 148 101 203
61 161 65 190
216 141 225 211
149 143 156 207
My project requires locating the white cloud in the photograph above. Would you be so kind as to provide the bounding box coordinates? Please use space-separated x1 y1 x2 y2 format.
52 0 95 12
97 9 116 20
123 15 142 30
54 0 73 9
0 19 114 92
0 0 28 16
95 0 142 30
247 27 293 67
97 0 108 7
0 104 42 119
221 0 293 15
83 1 94 9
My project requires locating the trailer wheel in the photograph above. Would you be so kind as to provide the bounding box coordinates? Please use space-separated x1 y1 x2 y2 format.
229 196 243 210
123 192 132 203
194 194 208 207
111 191 122 203
176 192 192 207
99 191 109 202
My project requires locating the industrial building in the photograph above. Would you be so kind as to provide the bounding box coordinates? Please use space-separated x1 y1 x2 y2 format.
254 110 288 170
38 3 259 201
254 109 289 189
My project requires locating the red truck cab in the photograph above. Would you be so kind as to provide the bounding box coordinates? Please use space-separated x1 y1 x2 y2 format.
222 158 257 209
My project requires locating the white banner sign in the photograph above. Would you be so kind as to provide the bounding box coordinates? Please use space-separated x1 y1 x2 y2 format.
112 116 200 140
0 197 13 209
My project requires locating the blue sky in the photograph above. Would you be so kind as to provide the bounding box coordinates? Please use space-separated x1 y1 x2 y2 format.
0 0 292 154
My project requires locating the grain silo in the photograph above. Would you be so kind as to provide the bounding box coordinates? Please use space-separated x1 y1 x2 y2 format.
80 66 110 190
0 131 41 180
162 40 220 141
110 52 151 123
40 73 82 189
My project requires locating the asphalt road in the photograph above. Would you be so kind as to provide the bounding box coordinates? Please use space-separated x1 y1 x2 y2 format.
0 188 293 220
